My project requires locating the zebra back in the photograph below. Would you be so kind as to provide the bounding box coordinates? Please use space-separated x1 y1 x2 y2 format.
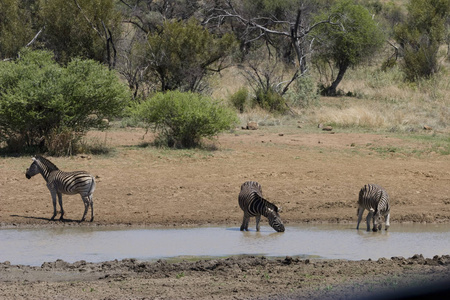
239 181 284 232
50 170 96 195
33 156 95 196
358 184 390 214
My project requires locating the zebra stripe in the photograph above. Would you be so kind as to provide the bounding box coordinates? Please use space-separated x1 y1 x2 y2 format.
26 155 96 222
357 184 390 232
238 181 285 232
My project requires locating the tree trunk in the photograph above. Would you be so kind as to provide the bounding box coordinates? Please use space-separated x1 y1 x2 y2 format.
328 63 348 96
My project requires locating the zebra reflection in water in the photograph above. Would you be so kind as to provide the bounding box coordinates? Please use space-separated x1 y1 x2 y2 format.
25 156 96 222
238 181 285 232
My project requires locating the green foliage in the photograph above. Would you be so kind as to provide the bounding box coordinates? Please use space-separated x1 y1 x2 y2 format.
253 88 288 114
40 0 122 65
145 18 238 92
0 49 130 155
0 0 36 59
314 0 385 67
131 91 238 148
229 87 249 113
312 0 385 94
285 75 319 108
394 0 449 81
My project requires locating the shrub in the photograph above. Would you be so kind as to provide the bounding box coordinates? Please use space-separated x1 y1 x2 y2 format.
229 87 249 113
131 91 238 148
393 0 449 81
0 49 131 154
145 18 238 92
285 75 319 108
253 88 288 114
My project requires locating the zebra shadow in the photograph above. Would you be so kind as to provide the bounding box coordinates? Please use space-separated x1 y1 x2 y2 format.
10 214 80 223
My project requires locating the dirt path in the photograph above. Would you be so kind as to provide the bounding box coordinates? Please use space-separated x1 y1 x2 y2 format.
1 127 449 299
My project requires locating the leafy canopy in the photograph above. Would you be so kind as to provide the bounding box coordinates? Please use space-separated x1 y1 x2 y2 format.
145 18 238 92
131 91 238 148
0 49 130 153
313 0 385 68
394 0 450 81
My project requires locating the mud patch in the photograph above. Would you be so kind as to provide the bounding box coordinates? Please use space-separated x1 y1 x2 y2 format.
1 255 450 299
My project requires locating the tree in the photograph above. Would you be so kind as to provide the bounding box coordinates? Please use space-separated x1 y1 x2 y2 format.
0 0 37 59
394 0 450 81
39 0 122 66
131 91 238 148
207 0 335 95
145 18 237 92
0 49 130 154
312 0 385 95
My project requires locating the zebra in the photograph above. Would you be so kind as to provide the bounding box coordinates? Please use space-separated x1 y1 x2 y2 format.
238 181 285 232
356 184 390 232
25 155 96 222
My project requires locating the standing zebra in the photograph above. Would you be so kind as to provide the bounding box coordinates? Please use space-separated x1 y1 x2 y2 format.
238 181 285 232
357 184 390 232
25 156 96 222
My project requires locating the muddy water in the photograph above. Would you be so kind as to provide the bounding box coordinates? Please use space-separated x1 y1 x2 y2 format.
1 224 450 266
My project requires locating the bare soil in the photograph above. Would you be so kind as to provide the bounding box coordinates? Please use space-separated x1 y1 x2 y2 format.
1 126 450 299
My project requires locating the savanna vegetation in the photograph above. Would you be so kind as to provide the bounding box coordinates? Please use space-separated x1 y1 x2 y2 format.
0 0 449 154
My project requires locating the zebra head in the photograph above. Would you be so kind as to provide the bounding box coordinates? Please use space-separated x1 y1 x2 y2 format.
25 157 40 179
372 210 385 232
267 206 285 232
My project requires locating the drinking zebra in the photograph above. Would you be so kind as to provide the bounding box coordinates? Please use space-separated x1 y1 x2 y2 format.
238 181 285 232
25 156 96 222
356 184 390 232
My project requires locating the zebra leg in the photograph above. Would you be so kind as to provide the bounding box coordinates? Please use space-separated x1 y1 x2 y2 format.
57 192 64 221
366 209 374 231
89 195 94 222
240 214 250 231
50 190 58 221
255 215 261 231
356 207 364 230
80 196 90 222
385 212 390 231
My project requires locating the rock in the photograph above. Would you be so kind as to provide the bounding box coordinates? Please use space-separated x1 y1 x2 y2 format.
423 125 432 130
246 121 258 130
278 133 284 136
322 126 333 131
318 123 323 128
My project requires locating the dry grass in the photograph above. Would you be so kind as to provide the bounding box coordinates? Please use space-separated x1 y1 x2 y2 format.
212 61 449 133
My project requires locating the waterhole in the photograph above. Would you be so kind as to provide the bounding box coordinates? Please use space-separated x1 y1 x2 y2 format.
1 224 449 266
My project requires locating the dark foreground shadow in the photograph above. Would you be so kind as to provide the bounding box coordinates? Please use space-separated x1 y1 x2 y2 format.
361 280 450 300
10 214 80 223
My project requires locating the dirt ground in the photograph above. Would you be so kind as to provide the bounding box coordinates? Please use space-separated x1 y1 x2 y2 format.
1 125 450 299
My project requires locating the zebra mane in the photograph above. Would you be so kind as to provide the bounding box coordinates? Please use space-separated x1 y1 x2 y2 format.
34 155 59 171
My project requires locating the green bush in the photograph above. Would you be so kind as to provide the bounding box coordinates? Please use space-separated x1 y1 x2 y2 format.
393 0 449 81
229 87 249 113
285 76 319 108
0 49 131 154
131 91 238 148
145 18 238 92
253 88 288 114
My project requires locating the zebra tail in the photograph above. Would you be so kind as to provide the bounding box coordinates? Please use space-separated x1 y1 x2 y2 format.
88 176 96 195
